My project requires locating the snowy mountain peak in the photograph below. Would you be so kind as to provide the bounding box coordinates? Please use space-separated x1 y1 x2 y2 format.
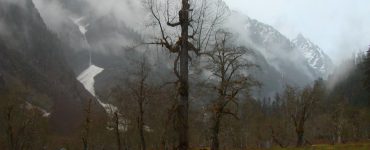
292 34 334 77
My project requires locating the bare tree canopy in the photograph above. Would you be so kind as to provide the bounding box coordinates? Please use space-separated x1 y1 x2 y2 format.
144 0 227 149
202 30 259 150
282 79 324 147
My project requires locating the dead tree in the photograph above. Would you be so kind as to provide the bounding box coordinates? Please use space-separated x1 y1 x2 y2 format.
5 105 16 150
282 80 324 147
113 111 122 150
128 58 152 150
108 85 126 150
82 99 92 150
145 0 226 149
205 30 258 150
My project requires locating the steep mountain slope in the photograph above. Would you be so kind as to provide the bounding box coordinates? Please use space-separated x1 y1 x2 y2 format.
225 12 333 96
0 0 104 133
34 0 160 101
293 34 334 77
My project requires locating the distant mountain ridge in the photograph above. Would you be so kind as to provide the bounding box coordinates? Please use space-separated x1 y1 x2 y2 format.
226 12 333 96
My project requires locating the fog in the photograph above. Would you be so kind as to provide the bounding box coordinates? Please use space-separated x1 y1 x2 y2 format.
225 12 318 82
224 0 370 65
31 0 370 67
15 0 358 96
84 0 146 28
0 21 8 36
33 0 146 30
33 0 72 32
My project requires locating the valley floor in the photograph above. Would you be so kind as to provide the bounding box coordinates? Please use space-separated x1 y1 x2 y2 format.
270 142 370 150
191 142 370 150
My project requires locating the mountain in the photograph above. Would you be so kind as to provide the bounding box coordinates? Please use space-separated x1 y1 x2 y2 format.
31 0 333 99
0 0 105 133
292 33 334 77
226 11 333 96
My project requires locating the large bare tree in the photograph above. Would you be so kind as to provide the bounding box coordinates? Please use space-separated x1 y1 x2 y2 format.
145 0 226 149
282 80 324 147
204 30 258 150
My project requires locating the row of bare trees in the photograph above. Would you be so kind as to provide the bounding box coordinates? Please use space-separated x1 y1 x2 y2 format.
2 68 370 150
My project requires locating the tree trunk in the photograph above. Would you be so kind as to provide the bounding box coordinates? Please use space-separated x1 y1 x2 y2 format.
336 122 343 144
271 127 285 148
211 115 221 150
138 101 146 150
337 135 342 144
6 106 15 150
177 0 190 150
82 99 92 150
296 125 304 147
115 112 122 150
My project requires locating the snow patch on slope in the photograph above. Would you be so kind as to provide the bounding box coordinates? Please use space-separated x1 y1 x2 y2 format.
77 65 130 131
292 34 334 77
72 17 89 35
77 65 103 96
72 16 120 118
25 102 50 117
77 65 118 116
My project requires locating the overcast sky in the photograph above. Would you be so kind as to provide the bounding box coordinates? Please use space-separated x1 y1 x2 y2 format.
223 0 370 64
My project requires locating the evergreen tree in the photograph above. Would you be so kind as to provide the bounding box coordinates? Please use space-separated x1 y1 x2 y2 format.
364 46 370 92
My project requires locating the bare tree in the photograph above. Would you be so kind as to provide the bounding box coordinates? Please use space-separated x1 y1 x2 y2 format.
204 30 258 150
145 0 226 149
82 99 92 150
0 82 49 150
113 111 122 150
332 98 347 144
107 88 125 150
128 58 152 150
282 80 324 147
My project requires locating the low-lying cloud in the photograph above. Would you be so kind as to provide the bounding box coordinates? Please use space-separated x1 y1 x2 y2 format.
224 0 370 65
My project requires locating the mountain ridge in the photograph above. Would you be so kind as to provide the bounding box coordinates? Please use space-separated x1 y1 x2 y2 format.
292 33 334 77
